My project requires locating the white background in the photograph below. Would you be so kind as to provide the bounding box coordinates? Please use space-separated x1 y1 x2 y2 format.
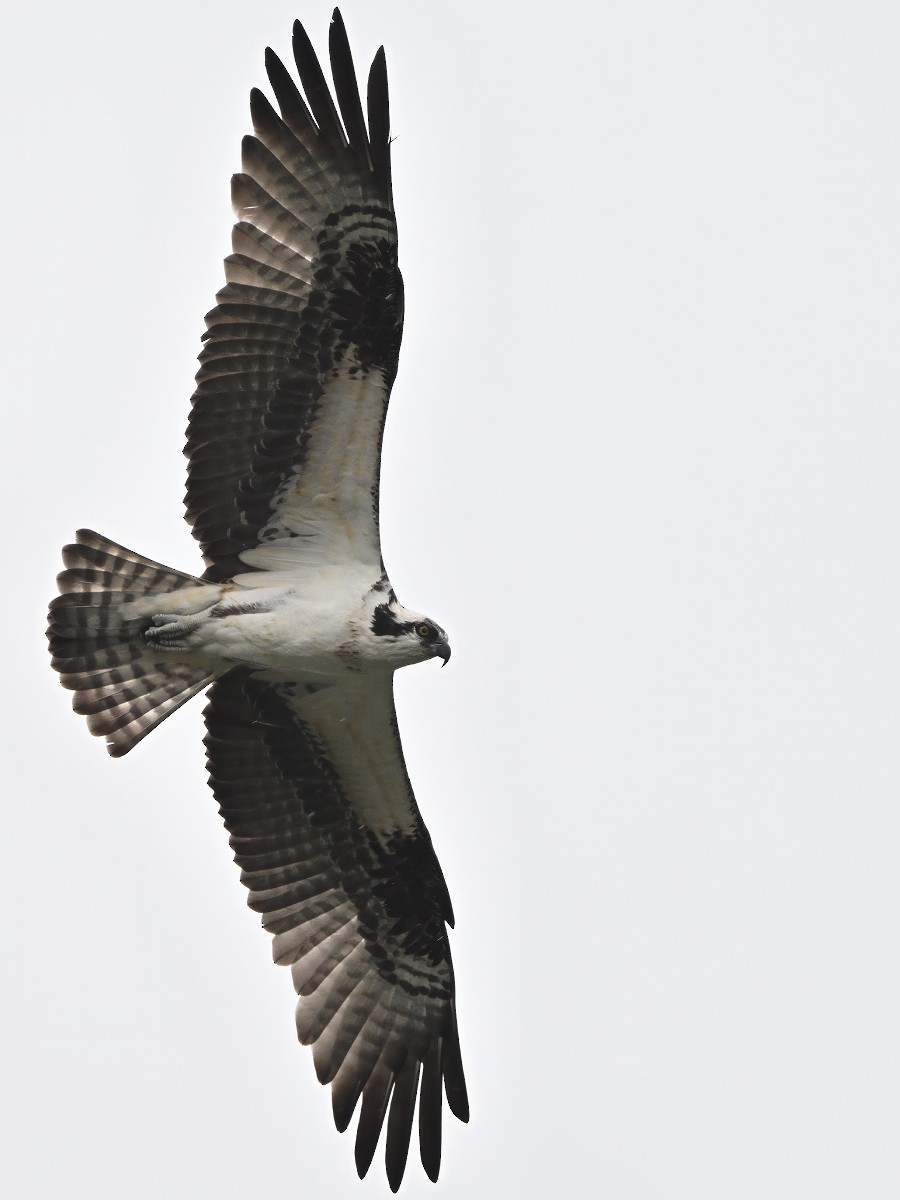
3 0 900 1196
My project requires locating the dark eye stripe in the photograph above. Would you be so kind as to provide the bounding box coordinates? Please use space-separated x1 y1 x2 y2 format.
371 603 404 637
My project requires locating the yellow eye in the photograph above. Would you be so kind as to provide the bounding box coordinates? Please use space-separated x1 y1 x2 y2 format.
416 623 432 639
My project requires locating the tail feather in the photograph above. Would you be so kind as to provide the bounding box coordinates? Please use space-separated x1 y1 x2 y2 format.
48 530 219 757
61 528 201 579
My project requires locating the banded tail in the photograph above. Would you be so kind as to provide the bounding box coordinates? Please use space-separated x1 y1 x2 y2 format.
48 530 219 756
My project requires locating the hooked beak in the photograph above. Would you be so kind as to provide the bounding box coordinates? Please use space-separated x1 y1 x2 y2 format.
435 640 451 667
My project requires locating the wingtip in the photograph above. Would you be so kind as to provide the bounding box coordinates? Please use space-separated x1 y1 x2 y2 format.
292 17 314 54
446 1072 470 1123
355 1143 376 1181
423 1160 441 1184
262 46 287 93
332 1074 363 1134
443 1039 469 1123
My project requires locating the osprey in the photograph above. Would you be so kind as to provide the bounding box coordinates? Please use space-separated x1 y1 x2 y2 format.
46 10 467 1191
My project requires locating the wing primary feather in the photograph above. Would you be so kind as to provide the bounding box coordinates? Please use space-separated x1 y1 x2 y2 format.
366 47 391 201
385 1055 421 1192
418 1039 443 1182
264 47 317 140
292 18 347 146
249 86 291 146
333 1075 363 1133
441 1024 470 1122
355 1060 397 1180
247 84 321 172
328 9 371 167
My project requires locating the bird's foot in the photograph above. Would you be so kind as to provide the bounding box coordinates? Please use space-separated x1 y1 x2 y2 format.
143 612 204 651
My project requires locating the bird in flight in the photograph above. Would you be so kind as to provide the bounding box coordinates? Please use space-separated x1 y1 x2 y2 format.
47 10 467 1190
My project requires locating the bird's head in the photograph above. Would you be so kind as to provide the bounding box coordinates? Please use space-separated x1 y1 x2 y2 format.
368 599 451 668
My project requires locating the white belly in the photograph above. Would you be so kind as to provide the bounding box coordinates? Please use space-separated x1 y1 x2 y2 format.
195 570 375 676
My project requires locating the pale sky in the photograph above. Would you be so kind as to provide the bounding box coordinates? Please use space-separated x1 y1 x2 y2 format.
4 1 900 1196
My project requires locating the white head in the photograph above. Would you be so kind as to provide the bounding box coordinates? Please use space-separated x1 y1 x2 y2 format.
366 595 451 669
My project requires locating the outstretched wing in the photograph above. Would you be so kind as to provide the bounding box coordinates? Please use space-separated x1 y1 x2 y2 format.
204 671 468 1190
186 11 401 582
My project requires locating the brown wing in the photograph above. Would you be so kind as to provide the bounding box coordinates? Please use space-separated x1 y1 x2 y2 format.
203 671 468 1190
186 12 402 581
